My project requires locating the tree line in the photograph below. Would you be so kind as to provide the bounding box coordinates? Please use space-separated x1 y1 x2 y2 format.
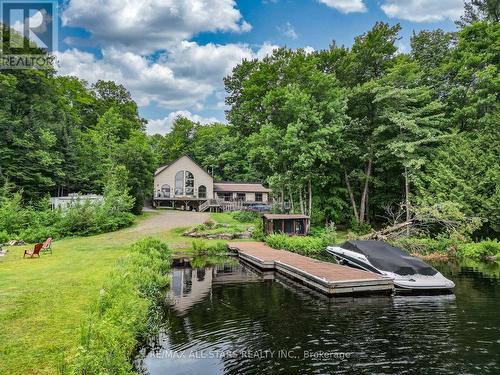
0 68 154 214
157 1 499 237
1 0 498 238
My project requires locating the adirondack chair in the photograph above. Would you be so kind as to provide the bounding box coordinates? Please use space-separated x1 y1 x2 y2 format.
41 237 53 254
23 243 43 258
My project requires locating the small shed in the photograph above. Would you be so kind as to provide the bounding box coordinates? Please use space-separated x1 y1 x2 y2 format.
262 214 310 236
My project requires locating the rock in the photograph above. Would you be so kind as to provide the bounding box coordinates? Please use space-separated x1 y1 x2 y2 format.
239 232 252 239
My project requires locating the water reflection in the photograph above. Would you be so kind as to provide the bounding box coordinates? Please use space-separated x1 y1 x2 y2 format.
139 258 500 375
169 258 264 315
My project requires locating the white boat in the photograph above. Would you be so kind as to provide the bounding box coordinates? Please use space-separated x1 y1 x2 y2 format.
326 240 455 292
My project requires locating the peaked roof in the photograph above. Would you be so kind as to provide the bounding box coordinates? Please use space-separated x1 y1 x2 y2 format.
154 155 213 179
214 182 271 193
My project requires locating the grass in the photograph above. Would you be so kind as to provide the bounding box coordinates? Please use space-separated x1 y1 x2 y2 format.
0 209 347 373
0 211 197 374
210 212 240 225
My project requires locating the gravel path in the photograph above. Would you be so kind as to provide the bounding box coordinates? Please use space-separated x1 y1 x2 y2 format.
126 209 210 235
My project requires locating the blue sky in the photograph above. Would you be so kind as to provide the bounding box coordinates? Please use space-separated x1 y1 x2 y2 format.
48 0 464 134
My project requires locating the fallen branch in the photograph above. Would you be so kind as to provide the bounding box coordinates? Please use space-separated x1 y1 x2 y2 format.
361 221 413 240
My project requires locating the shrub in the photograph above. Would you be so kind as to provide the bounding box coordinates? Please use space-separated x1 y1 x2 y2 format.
203 219 217 229
350 219 372 235
19 225 59 243
0 174 136 243
457 240 500 259
252 219 265 241
390 236 459 256
232 210 258 223
0 230 9 243
192 239 228 256
265 234 331 256
71 238 171 374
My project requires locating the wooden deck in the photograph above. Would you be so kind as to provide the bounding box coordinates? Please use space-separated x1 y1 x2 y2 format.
229 242 394 296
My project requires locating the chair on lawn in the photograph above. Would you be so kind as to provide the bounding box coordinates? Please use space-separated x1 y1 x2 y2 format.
41 237 53 255
23 243 43 258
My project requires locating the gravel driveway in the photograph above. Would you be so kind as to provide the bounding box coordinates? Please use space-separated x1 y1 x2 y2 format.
126 209 210 235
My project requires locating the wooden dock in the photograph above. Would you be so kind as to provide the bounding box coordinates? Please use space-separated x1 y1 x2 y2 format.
229 242 394 296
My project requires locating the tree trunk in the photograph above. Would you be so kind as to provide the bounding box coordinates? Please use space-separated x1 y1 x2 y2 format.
307 179 312 217
289 191 295 213
280 189 285 212
404 167 410 236
359 157 372 224
344 169 359 222
365 184 370 224
299 187 305 215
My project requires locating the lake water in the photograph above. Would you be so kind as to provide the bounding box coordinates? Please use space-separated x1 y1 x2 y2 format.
138 256 500 374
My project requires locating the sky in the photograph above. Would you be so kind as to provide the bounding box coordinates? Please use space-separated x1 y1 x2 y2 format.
49 0 464 134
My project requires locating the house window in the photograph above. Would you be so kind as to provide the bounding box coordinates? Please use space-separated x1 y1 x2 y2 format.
219 193 232 201
161 184 171 198
185 171 194 195
175 171 195 196
237 193 246 201
198 185 207 199
255 193 263 202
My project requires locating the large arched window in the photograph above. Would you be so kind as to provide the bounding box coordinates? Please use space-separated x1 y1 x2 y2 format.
175 171 195 196
198 185 207 199
161 184 170 198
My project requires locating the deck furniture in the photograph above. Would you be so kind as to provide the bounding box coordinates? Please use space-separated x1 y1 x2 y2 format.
23 243 43 258
41 237 53 254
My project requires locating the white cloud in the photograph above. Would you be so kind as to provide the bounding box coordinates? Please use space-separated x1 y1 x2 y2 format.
318 0 367 13
381 0 464 22
62 0 251 53
278 22 298 39
147 111 220 135
303 46 315 54
55 42 278 110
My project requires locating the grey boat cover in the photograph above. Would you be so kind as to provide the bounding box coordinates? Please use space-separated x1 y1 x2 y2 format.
341 240 438 276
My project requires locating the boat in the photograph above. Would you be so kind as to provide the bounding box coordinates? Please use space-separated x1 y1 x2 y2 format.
326 240 455 292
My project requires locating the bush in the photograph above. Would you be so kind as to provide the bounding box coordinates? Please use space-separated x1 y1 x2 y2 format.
0 171 136 243
350 219 372 235
232 210 258 223
71 238 171 374
457 240 500 259
390 236 459 256
0 230 9 243
265 234 331 256
19 225 59 243
252 219 265 241
203 219 217 229
192 239 228 256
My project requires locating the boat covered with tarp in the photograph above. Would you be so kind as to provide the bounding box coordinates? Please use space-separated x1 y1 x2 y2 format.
326 240 455 291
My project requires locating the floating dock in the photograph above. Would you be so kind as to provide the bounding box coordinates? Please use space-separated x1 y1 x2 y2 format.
229 242 394 296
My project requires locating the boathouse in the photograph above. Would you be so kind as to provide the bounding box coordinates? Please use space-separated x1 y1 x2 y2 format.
262 214 310 236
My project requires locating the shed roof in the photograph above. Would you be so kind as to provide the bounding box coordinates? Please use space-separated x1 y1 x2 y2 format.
214 183 271 193
263 214 310 220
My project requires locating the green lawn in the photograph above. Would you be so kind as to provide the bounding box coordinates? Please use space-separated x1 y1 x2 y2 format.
0 212 195 374
0 211 344 374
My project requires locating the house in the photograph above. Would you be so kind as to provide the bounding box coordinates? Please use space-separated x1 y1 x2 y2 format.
153 155 271 212
49 193 103 210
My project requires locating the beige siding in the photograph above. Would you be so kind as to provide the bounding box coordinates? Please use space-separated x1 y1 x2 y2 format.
154 156 213 198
